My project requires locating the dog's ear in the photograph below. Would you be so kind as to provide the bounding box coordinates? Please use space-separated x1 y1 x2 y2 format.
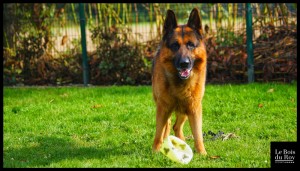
163 9 177 40
187 8 203 37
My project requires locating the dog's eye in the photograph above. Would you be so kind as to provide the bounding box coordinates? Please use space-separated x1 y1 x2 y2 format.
187 42 195 50
170 42 180 51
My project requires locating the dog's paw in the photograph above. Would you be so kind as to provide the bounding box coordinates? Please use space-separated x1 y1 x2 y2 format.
200 150 207 155
152 146 161 153
195 149 207 155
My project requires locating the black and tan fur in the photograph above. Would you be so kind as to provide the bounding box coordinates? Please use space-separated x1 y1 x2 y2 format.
152 8 207 155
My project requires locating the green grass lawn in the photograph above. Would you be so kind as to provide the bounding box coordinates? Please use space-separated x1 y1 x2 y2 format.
3 82 297 168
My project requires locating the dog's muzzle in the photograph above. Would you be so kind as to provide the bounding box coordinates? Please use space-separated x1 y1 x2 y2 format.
174 56 194 79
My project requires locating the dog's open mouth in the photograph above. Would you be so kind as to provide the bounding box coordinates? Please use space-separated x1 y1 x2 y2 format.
178 69 192 79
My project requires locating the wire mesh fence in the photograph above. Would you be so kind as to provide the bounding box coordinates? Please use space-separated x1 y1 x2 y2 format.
3 3 297 85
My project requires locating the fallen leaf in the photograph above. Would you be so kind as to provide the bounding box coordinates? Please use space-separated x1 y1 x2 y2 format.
60 93 69 97
92 104 102 108
221 133 239 141
267 88 274 93
185 135 194 140
209 156 220 159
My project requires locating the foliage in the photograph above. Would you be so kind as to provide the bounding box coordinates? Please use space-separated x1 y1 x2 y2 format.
3 3 85 86
3 48 22 85
89 25 151 85
2 3 297 85
215 29 243 47
4 30 83 85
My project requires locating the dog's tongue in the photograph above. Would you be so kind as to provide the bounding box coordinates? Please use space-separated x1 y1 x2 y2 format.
180 69 190 77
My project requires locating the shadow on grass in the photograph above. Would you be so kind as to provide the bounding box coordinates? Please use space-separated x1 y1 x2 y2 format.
4 135 138 168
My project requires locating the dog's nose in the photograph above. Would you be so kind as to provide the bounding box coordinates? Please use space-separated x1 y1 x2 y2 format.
179 57 190 68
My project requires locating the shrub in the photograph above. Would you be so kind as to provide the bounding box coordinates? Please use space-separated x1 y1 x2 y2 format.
89 25 152 85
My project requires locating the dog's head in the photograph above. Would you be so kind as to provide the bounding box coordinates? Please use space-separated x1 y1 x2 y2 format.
162 8 205 80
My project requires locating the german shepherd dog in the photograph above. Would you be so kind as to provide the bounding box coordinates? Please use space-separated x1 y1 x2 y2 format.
152 8 207 155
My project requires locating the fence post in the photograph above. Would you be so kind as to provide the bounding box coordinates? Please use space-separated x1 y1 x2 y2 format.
79 3 89 86
246 3 254 83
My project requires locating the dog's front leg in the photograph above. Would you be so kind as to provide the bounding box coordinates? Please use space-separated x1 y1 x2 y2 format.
188 105 207 155
152 105 172 152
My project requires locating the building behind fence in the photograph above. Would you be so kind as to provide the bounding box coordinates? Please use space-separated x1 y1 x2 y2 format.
3 3 297 85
